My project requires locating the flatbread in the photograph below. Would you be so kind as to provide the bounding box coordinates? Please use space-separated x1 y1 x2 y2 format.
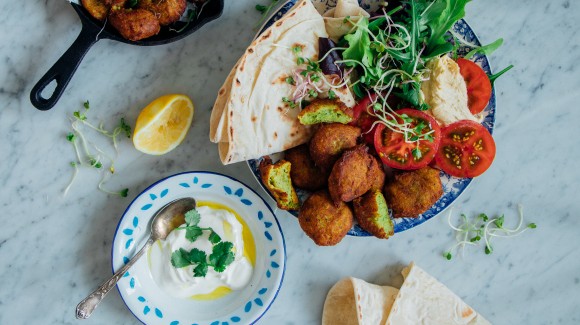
323 0 370 41
209 0 354 164
386 263 492 325
322 277 399 325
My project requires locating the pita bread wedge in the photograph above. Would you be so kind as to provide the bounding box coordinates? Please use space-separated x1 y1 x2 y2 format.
323 0 370 41
209 0 354 164
322 277 399 325
386 263 491 325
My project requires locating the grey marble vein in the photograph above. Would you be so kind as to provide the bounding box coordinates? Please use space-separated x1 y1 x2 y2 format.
1 0 580 324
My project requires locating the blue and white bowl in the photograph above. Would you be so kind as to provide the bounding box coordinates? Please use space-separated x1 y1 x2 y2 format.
111 171 286 325
248 0 496 236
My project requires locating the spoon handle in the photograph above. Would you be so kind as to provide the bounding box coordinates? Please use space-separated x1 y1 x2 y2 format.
76 238 154 319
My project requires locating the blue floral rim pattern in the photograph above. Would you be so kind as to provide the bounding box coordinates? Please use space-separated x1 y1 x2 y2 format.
111 171 286 325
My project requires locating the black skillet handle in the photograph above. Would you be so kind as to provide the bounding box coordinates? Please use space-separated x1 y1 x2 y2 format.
30 18 101 110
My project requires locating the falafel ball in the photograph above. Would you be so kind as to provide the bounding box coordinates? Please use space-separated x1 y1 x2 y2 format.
109 8 161 41
82 0 110 21
299 191 353 246
284 144 328 191
138 0 187 26
368 155 386 191
353 190 394 239
309 123 361 171
328 145 375 205
383 166 443 218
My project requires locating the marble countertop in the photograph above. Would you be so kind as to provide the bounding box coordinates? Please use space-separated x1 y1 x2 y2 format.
1 0 579 324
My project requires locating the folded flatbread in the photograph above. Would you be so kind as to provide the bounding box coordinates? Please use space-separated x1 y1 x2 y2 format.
209 0 354 164
386 262 491 325
323 0 370 41
322 277 399 325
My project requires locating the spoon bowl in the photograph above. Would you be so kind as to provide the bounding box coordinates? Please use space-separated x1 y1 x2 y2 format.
76 197 197 319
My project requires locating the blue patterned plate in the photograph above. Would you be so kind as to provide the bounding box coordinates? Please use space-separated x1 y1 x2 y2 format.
111 171 286 325
248 0 496 236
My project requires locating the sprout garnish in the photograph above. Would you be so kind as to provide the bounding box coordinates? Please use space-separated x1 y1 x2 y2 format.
443 205 536 260
64 100 131 198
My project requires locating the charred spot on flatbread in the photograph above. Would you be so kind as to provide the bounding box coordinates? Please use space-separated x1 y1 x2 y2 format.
248 48 254 53
251 115 257 122
260 30 272 41
219 88 226 95
235 78 241 86
275 21 283 27
273 132 278 139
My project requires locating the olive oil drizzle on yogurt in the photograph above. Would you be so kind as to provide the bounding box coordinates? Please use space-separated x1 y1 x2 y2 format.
192 201 256 300
148 201 256 300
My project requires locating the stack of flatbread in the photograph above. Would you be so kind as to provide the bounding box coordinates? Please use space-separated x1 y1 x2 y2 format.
322 262 491 325
209 0 357 165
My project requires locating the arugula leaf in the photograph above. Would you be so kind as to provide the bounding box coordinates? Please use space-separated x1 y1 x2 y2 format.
171 248 191 268
420 0 472 56
488 64 514 85
184 209 201 226
193 262 208 277
464 38 503 60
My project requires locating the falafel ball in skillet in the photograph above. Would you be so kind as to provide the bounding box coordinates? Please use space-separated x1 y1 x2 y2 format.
138 0 187 26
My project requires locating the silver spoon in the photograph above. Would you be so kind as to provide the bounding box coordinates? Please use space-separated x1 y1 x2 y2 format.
75 197 197 319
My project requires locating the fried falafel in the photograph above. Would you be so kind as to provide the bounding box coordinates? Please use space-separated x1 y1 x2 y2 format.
383 166 443 218
259 158 300 210
353 190 394 239
309 123 361 171
138 0 187 26
109 8 161 41
284 144 328 191
297 99 353 125
299 190 353 246
328 145 375 205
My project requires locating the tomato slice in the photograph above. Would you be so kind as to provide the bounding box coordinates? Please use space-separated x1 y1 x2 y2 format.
457 58 492 115
373 108 441 170
350 94 378 145
435 120 496 178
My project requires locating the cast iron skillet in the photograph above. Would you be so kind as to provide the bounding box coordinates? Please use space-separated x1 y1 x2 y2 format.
30 1 224 111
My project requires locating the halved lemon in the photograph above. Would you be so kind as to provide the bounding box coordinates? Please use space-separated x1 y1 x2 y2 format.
133 94 194 155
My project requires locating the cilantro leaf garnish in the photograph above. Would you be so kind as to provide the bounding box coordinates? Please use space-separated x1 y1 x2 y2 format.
208 231 222 244
187 248 207 264
170 208 236 277
193 262 209 277
171 248 192 268
185 209 201 226
185 227 203 242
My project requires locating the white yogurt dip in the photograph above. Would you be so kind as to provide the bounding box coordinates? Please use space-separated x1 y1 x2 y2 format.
149 205 254 299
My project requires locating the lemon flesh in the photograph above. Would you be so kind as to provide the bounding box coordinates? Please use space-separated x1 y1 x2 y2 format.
133 94 194 155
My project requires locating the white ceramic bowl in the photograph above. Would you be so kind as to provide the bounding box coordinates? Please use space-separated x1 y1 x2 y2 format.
111 171 286 325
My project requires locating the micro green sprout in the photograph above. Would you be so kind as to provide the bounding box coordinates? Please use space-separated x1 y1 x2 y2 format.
254 0 280 29
444 205 536 260
64 101 131 198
